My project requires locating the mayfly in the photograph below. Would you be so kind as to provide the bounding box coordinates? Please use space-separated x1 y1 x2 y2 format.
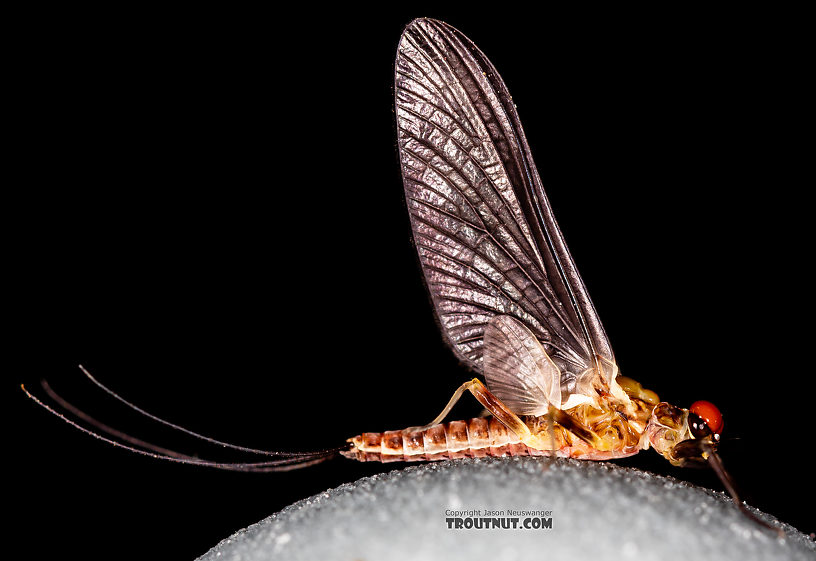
23 18 780 534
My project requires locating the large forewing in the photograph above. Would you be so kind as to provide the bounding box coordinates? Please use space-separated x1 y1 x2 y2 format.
395 18 614 380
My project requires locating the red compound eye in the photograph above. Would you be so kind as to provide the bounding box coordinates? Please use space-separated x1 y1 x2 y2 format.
689 400 723 436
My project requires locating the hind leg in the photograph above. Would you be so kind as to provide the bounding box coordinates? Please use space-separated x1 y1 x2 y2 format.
407 378 542 446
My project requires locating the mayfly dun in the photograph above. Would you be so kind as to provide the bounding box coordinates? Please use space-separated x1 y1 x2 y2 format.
23 18 782 535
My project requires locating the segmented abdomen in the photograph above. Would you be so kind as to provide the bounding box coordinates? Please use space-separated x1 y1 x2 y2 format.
341 417 548 463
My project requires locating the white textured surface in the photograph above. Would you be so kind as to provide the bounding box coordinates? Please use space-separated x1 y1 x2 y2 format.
198 457 813 561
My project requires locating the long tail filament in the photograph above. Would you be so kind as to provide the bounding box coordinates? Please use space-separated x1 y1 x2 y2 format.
22 366 342 472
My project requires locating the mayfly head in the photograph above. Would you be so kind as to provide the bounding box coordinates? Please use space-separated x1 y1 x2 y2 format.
645 401 723 467
669 400 724 467
687 400 724 440
647 399 782 535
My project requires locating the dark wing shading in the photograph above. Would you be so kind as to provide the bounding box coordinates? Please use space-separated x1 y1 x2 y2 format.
395 18 614 380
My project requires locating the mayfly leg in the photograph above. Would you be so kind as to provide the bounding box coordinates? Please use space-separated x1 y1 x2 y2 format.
545 408 558 461
406 377 601 457
405 379 481 431
547 406 604 450
406 378 536 445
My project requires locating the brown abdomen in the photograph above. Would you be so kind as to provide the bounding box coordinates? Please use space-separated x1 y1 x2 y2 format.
341 417 546 463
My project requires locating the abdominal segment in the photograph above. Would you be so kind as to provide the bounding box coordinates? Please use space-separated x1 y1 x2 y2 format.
342 415 641 463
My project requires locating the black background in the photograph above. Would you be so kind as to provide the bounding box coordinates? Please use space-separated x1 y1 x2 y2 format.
11 7 812 559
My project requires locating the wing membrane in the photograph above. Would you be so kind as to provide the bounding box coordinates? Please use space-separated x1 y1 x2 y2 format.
396 18 614 382
483 315 562 415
